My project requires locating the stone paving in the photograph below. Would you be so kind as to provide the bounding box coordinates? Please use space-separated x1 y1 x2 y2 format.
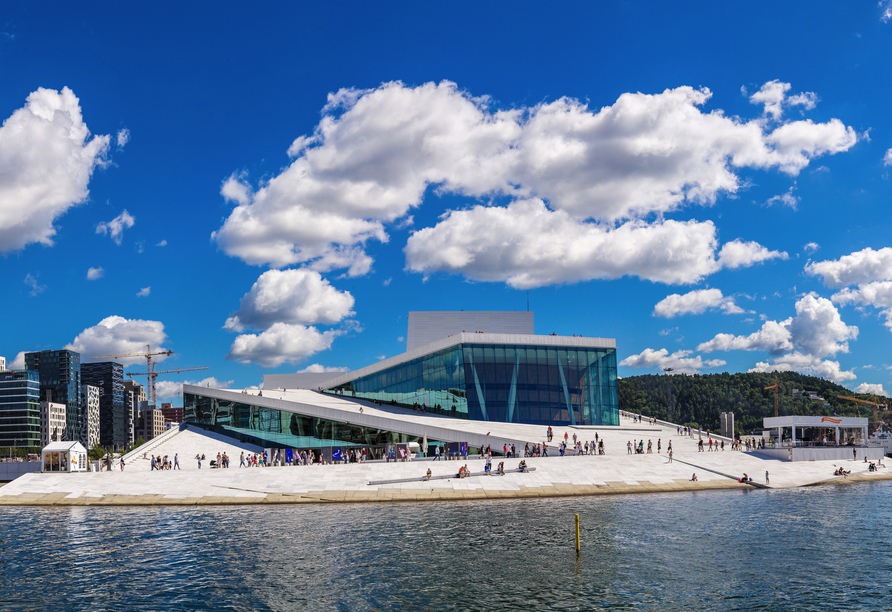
1 412 888 505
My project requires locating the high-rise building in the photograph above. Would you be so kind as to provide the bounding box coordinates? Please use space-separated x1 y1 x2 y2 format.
39 401 67 447
123 380 146 445
81 362 127 449
0 356 6 371
24 350 81 442
80 385 100 449
135 408 164 441
0 369 40 449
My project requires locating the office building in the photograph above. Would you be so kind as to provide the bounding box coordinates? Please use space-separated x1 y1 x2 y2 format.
80 384 100 449
0 370 41 448
81 362 127 449
24 350 81 442
39 401 67 447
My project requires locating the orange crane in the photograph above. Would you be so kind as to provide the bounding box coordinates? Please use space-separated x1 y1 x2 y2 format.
764 374 781 418
836 394 889 423
125 366 208 408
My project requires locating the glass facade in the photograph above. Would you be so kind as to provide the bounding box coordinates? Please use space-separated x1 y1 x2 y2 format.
330 343 619 427
82 362 127 449
24 350 81 442
0 370 41 447
184 393 430 453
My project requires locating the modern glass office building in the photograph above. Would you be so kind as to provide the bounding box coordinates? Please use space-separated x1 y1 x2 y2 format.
327 338 618 427
0 370 41 448
82 362 127 449
25 350 81 442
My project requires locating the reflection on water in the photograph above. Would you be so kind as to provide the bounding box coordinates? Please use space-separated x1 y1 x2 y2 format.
1 482 890 611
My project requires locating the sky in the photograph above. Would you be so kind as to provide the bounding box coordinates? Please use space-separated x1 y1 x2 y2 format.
3 1 892 403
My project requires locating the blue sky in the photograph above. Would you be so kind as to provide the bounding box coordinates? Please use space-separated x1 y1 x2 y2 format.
3 1 892 402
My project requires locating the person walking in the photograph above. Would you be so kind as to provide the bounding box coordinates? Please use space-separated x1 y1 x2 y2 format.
120 457 125 471
668 449 673 463
240 452 246 467
173 453 180 470
765 470 770 485
196 453 202 469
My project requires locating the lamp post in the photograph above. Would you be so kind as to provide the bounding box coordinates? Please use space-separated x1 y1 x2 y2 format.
663 368 674 423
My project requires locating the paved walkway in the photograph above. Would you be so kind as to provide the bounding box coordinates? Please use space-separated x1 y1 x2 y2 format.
1 414 888 505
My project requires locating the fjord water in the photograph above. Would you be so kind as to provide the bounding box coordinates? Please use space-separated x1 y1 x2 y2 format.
1 482 889 611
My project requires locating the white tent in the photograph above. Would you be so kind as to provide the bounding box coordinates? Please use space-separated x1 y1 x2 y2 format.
41 441 88 473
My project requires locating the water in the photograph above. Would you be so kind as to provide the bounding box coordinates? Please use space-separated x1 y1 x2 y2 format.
1 481 890 611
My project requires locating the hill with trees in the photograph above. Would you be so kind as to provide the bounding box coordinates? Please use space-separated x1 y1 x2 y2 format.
617 371 883 436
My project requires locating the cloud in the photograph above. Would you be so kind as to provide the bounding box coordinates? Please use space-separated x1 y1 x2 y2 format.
882 0 892 23
212 80 856 282
86 267 104 280
854 382 889 397
765 186 799 209
116 128 130 149
383 277 392 286
749 353 856 381
136 287 151 297
96 210 135 245
807 247 892 287
156 239 167 247
699 294 856 357
24 273 46 296
66 315 170 365
884 148 892 166
0 87 110 252
226 323 343 368
804 242 820 254
223 268 355 332
156 376 234 401
832 281 892 331
11 351 25 370
653 288 744 318
619 348 726 375
404 199 785 288
297 364 350 373
749 80 818 120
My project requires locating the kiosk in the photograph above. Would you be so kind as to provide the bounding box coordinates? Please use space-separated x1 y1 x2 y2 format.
41 441 88 473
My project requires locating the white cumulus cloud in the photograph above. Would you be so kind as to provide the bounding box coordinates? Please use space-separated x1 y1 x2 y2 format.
223 268 355 332
136 287 151 297
854 382 889 397
405 199 784 288
96 209 135 245
619 348 726 375
213 80 855 284
806 247 892 287
0 87 110 252
749 353 856 382
10 351 26 370
226 323 343 368
653 288 744 318
86 266 104 280
66 315 170 365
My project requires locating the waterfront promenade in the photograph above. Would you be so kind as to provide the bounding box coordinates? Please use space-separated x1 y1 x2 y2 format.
1 410 888 505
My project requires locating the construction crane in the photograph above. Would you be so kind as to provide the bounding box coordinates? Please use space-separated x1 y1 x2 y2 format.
93 344 204 408
125 366 208 408
836 394 889 423
764 374 781 418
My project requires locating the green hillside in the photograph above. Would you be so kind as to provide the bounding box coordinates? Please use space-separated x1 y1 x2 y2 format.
617 371 882 436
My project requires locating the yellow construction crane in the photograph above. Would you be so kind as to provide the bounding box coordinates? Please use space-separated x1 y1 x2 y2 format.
125 366 208 408
93 344 205 408
764 374 781 418
836 394 889 422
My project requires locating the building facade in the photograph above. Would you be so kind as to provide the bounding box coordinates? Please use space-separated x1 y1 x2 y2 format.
325 334 618 426
0 370 41 448
39 401 67 447
160 402 184 423
135 408 164 441
24 350 81 442
80 384 100 449
81 362 127 449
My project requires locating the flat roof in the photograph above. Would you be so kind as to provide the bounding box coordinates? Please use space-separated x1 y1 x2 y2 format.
764 415 868 427
321 331 616 390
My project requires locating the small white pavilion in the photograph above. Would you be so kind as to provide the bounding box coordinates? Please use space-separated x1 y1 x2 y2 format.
41 441 88 473
764 415 868 447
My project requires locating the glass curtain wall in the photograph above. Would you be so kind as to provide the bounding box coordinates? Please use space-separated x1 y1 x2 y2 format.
331 346 468 418
330 343 618 426
184 393 428 451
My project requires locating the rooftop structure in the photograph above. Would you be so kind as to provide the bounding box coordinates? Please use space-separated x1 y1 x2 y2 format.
406 311 534 351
